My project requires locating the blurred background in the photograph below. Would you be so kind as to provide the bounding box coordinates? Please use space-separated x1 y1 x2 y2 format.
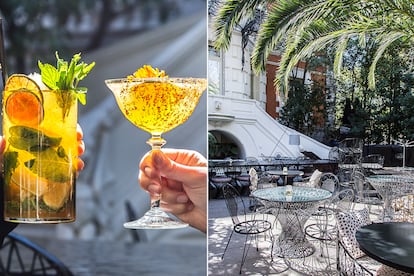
0 0 207 246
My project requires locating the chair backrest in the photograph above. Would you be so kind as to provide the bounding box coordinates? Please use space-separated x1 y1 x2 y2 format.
215 167 227 177
338 138 363 151
222 184 246 226
308 169 323 187
331 189 355 212
1 233 73 276
240 167 248 175
249 167 258 192
336 208 371 260
319 172 339 193
352 170 366 197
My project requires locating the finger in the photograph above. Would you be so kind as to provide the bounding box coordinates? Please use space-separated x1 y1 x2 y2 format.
138 167 161 195
0 136 5 152
0 136 5 164
158 182 193 214
161 184 189 205
77 124 83 140
78 140 85 156
161 148 207 166
139 151 154 172
163 177 183 192
77 158 85 171
160 201 192 215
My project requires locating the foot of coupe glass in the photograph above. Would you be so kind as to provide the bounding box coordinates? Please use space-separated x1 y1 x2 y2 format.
123 135 188 229
123 207 188 229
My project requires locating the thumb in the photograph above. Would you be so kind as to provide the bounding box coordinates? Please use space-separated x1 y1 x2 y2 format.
152 150 204 183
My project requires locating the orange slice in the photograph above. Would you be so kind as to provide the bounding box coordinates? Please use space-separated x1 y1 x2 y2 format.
4 74 44 126
10 165 49 196
42 182 71 210
7 180 31 201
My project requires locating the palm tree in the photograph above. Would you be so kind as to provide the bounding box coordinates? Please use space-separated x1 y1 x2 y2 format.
213 0 414 95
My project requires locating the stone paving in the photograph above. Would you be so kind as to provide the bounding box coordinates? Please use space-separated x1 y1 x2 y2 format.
208 197 359 275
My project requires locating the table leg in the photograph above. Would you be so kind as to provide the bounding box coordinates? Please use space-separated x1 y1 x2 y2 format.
383 193 394 222
273 208 315 258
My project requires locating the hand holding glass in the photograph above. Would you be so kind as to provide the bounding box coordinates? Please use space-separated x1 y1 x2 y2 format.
105 77 206 229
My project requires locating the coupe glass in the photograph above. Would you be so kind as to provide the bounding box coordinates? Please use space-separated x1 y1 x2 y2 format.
105 77 207 229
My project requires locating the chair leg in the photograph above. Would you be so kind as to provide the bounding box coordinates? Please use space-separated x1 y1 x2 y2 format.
269 231 274 262
239 234 251 274
222 230 234 260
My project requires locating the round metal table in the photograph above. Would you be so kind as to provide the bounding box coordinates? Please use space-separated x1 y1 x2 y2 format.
366 175 414 221
252 186 332 258
356 222 414 274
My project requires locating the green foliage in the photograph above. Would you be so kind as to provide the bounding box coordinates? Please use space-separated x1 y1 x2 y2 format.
208 143 239 159
38 52 95 106
279 79 325 136
208 131 240 159
1 0 190 74
3 151 18 186
335 42 414 143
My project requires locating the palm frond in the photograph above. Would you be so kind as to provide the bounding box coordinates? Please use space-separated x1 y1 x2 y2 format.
333 36 350 77
252 0 360 72
214 0 414 95
213 0 269 51
368 31 405 88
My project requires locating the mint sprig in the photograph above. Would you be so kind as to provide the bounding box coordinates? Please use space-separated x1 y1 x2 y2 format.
38 52 95 119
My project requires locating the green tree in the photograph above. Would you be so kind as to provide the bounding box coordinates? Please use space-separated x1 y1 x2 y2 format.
279 79 325 136
334 41 414 143
213 0 414 95
0 0 185 74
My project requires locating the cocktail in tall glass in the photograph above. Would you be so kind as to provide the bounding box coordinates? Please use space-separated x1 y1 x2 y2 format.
2 53 94 223
3 75 77 222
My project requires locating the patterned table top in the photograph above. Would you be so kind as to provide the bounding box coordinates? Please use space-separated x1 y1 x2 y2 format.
252 186 332 203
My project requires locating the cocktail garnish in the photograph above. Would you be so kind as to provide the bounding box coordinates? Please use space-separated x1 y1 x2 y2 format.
38 52 95 119
128 65 168 79
4 74 44 126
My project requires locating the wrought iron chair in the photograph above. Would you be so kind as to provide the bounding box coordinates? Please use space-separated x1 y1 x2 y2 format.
336 208 380 276
336 208 409 275
292 169 323 188
302 173 346 266
300 172 340 231
319 172 340 193
235 167 251 196
221 183 274 274
338 138 363 165
0 232 73 275
305 188 355 242
352 170 383 216
210 167 233 199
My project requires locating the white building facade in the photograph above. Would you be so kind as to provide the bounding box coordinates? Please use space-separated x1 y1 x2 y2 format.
208 15 331 160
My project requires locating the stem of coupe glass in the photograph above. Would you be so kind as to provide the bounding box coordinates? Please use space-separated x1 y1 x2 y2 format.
147 133 166 210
